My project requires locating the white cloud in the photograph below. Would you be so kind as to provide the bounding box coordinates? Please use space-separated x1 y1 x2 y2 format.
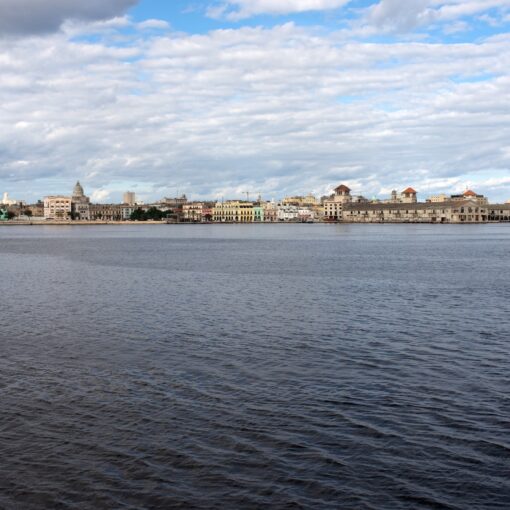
90 189 112 203
364 0 510 33
0 0 138 36
207 0 351 21
137 19 171 31
1 21 510 202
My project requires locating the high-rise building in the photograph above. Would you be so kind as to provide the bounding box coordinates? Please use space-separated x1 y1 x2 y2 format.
123 191 136 205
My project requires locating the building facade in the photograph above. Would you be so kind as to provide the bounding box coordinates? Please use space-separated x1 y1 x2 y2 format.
123 191 136 206
71 181 90 220
44 196 72 220
90 204 123 221
213 201 254 222
182 202 214 222
323 184 352 220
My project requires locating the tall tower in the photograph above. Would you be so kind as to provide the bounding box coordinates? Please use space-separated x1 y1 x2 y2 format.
401 187 417 204
333 184 352 204
123 191 136 206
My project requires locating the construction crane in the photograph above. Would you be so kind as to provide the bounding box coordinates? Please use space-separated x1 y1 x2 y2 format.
243 191 262 202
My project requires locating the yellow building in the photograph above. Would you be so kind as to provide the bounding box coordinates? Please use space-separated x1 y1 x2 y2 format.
427 194 449 203
213 201 254 222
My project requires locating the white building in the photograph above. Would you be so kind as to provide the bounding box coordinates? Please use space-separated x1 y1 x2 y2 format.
44 182 91 220
121 206 136 220
44 196 72 220
1 192 21 206
277 204 299 221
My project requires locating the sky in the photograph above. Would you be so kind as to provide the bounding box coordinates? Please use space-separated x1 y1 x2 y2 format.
1 0 510 204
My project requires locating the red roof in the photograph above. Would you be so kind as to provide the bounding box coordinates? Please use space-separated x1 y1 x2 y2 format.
463 190 477 197
335 184 351 193
402 187 417 194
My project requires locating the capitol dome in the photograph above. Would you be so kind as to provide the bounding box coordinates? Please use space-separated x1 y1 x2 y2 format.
73 181 85 198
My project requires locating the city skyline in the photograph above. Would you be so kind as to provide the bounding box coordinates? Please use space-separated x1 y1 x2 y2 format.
1 0 510 203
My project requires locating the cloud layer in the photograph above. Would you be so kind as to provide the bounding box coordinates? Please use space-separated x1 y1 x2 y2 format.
0 2 509 203
0 0 138 36
208 0 350 20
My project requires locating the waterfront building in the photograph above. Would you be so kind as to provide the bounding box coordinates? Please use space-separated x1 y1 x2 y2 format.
90 204 123 221
262 201 278 222
487 204 510 221
343 199 491 223
253 203 264 222
158 195 188 208
26 202 44 217
44 196 72 220
282 194 318 207
427 194 449 203
323 184 352 220
322 184 506 223
71 181 90 220
277 204 299 221
1 192 21 206
297 207 317 222
401 187 418 203
123 191 136 206
450 190 488 205
121 206 136 220
202 205 213 222
213 201 254 222
183 202 202 222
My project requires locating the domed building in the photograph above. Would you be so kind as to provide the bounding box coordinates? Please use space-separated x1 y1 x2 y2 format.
71 181 90 220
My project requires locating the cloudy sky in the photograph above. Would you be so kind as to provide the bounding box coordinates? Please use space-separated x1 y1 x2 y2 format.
1 0 510 203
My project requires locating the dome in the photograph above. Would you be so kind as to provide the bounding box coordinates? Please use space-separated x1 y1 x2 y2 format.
73 181 85 198
463 190 477 197
335 184 351 194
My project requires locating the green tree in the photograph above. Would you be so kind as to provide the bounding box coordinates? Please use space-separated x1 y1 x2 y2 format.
130 208 147 221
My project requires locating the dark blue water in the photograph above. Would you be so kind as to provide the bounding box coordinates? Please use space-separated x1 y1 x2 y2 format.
1 224 509 509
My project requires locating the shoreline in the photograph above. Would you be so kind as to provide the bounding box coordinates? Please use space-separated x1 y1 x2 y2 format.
1 220 508 226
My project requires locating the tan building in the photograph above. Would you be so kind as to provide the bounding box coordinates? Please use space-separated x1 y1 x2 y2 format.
427 194 449 203
487 204 510 221
123 191 136 206
400 187 418 203
44 196 72 220
183 202 204 222
183 202 215 222
263 201 278 222
26 202 44 217
343 199 491 223
282 194 318 207
158 195 188 208
90 204 123 221
450 190 488 205
323 184 352 220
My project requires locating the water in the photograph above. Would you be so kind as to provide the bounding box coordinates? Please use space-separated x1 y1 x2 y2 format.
0 224 509 509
